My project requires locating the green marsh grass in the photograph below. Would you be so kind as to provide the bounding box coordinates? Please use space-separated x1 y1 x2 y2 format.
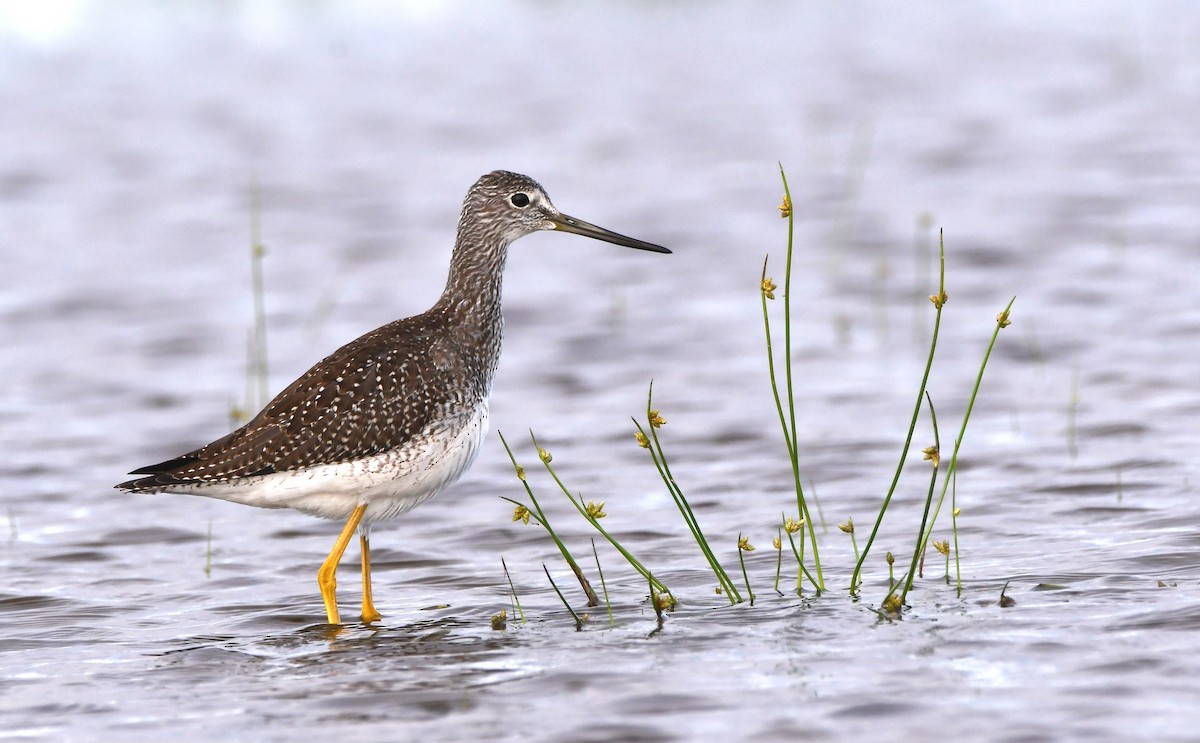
528 431 670 598
951 469 962 592
502 556 525 624
592 540 614 625
760 165 824 592
838 518 860 564
934 538 952 583
737 534 756 606
897 392 942 604
780 514 818 593
543 564 583 630
635 384 741 604
772 528 783 594
502 167 1013 623
881 296 1014 605
766 167 1015 613
649 574 663 623
498 431 600 607
849 231 947 595
912 298 1015 593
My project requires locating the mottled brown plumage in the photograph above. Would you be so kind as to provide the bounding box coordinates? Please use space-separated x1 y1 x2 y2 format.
117 170 669 624
119 311 489 489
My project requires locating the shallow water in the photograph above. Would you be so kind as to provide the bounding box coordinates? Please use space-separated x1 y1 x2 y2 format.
2 2 1199 740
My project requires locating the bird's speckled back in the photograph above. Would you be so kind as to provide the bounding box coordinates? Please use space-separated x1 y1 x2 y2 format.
119 171 555 489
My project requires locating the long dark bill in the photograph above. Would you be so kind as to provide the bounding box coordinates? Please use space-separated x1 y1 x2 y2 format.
550 213 671 254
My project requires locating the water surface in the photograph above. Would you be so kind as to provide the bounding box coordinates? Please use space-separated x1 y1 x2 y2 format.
2 2 1198 740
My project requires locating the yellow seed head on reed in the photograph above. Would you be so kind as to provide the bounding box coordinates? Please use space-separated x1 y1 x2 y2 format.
585 500 607 520
922 445 940 468
762 277 777 300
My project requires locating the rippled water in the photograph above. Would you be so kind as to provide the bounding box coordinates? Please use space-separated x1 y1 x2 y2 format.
3 2 1199 740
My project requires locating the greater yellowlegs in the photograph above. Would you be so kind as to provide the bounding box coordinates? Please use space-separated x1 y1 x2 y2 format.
118 170 669 624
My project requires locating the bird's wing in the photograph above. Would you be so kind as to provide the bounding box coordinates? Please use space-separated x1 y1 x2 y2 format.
118 317 477 491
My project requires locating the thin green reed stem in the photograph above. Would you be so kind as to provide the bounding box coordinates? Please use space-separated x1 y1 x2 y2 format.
531 431 669 596
637 385 741 602
918 297 1016 550
498 431 599 607
773 527 783 595
777 165 825 590
780 166 799 465
850 229 947 594
648 572 664 625
502 556 525 624
738 534 755 606
783 514 819 592
543 564 582 630
592 540 614 625
796 523 808 592
797 497 819 591
636 417 740 602
764 254 818 596
761 256 795 461
951 466 962 596
901 392 940 602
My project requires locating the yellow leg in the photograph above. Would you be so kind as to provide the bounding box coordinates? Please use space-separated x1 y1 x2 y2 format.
317 503 368 625
360 533 382 623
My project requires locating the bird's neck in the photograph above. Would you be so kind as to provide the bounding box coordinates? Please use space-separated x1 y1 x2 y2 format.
433 230 509 339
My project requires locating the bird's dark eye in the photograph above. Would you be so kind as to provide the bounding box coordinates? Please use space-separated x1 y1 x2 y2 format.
510 193 530 208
